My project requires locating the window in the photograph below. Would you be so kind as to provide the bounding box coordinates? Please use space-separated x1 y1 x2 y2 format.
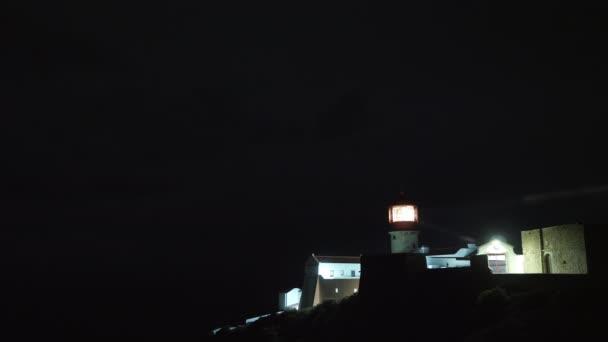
330 270 334 277
488 254 507 273
351 270 356 277
354 288 358 293
335 288 339 293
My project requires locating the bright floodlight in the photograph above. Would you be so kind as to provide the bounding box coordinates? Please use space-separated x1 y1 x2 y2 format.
491 239 503 251
390 205 417 222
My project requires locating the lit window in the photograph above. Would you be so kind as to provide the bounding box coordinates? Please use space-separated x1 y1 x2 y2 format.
335 288 339 293
354 288 358 293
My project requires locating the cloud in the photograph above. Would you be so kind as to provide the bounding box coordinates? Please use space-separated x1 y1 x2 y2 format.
522 184 608 204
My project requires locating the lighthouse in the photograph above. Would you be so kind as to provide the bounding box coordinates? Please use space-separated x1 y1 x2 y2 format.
388 193 420 254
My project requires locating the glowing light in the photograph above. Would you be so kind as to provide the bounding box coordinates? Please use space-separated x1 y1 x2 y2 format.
491 239 504 252
391 205 417 222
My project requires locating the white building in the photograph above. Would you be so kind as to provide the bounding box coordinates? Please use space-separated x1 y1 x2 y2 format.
299 255 361 310
424 244 478 269
476 239 524 274
278 288 302 311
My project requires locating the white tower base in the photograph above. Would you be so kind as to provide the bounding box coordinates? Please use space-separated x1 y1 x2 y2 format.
389 230 420 254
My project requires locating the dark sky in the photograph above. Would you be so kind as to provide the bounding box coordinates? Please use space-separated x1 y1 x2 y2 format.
2 1 608 338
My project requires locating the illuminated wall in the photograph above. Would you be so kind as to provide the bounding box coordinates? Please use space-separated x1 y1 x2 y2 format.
299 255 361 309
521 224 588 274
389 230 419 254
315 278 359 305
425 256 470 269
477 240 524 274
278 288 302 311
318 262 361 279
426 245 477 269
521 229 543 273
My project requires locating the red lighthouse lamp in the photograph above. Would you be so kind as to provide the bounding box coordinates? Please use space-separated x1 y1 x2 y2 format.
388 195 419 229
387 193 420 253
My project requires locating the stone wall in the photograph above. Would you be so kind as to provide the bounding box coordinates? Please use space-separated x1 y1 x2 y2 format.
543 224 587 274
521 224 587 274
521 229 542 273
388 230 419 253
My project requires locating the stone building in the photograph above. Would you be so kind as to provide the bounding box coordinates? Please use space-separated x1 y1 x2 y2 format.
521 223 588 274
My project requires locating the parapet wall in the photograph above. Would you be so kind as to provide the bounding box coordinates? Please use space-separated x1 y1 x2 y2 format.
359 253 493 296
359 252 593 305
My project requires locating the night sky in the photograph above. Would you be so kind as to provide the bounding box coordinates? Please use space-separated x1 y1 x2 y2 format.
3 1 608 339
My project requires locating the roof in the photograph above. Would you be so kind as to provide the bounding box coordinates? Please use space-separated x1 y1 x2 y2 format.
428 246 477 259
425 247 461 255
278 287 301 294
311 255 361 264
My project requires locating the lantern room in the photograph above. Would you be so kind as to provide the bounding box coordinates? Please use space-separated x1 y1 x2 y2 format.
388 194 418 229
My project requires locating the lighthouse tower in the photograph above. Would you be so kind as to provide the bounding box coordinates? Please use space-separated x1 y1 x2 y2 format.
388 193 420 254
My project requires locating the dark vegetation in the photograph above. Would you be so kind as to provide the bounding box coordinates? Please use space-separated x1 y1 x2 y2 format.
211 284 604 341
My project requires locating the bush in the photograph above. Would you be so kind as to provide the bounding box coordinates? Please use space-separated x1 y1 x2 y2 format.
476 287 510 311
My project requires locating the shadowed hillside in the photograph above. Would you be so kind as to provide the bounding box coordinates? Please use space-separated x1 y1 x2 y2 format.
211 283 605 341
